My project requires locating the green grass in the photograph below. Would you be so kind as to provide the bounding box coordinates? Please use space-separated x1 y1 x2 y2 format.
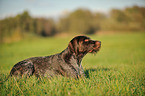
0 33 145 96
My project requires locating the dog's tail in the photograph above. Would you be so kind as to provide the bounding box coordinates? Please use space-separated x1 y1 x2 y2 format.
0 75 10 84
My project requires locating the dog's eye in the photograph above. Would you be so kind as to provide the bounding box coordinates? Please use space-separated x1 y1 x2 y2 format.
84 39 89 42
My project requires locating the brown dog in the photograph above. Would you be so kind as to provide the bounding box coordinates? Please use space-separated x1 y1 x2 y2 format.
1 36 101 82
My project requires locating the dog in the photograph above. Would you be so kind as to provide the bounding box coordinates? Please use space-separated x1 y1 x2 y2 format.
1 35 101 83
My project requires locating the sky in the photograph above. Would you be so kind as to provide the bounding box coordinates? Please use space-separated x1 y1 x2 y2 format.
0 0 145 19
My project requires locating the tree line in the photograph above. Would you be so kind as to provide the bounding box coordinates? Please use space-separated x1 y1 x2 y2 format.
0 5 145 43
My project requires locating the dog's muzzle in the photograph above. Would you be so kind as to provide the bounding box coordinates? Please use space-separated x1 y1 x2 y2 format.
89 41 101 53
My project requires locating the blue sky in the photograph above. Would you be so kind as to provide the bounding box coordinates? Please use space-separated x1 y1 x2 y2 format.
0 0 145 19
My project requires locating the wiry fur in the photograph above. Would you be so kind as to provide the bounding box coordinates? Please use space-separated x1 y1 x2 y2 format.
0 36 101 83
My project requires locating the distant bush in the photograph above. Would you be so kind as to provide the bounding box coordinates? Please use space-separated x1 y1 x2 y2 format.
57 9 106 34
0 11 56 43
0 6 145 43
101 6 145 31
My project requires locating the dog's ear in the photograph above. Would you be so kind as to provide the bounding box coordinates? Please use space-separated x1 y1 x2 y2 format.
68 42 74 53
68 39 79 55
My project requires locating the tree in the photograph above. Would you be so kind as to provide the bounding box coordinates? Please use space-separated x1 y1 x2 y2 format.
101 6 145 31
57 9 96 34
35 18 56 36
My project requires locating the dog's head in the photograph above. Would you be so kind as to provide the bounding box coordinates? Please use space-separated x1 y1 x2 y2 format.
68 36 101 56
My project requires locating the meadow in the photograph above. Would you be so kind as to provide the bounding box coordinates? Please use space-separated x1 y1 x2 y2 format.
0 33 145 96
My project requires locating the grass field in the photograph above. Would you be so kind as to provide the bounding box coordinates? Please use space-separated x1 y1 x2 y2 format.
0 33 145 96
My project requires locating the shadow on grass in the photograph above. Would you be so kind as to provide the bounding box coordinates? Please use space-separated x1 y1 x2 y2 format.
84 68 111 78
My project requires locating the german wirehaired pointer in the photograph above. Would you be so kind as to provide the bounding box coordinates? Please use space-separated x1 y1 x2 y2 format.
2 36 101 82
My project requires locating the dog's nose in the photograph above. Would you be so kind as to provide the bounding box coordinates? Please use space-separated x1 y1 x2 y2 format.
96 41 101 45
95 41 101 49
